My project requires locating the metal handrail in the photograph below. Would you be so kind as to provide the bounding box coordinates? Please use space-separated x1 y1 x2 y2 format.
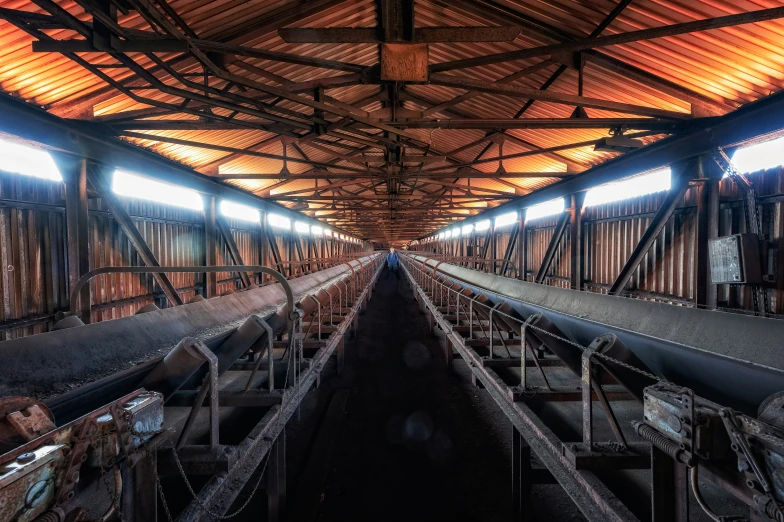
69 265 295 320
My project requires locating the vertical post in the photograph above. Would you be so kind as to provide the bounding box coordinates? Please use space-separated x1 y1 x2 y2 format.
121 457 157 522
517 215 526 281
260 211 269 283
287 231 294 277
570 193 585 291
696 157 720 310
204 196 218 298
651 447 689 521
490 222 497 273
267 437 287 522
512 425 532 522
59 155 91 323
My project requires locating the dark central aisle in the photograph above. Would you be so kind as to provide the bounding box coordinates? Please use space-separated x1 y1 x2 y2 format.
315 270 512 521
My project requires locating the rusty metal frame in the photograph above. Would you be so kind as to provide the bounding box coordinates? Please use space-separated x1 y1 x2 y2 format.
400 258 640 522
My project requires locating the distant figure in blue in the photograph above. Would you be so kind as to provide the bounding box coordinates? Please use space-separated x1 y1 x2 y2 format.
385 247 400 280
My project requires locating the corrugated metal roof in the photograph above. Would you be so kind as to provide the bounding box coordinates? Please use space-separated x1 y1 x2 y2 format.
0 0 783 242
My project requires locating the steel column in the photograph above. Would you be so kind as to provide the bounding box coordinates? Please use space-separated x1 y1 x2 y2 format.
204 196 218 298
696 158 721 309
570 193 585 291
58 154 91 323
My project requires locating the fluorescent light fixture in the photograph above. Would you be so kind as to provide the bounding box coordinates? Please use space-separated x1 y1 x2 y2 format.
584 168 671 208
526 198 565 221
220 200 259 222
267 213 291 230
495 211 518 228
311 225 323 235
0 139 62 181
462 224 474 234
475 219 491 231
451 227 461 237
294 221 310 234
731 136 784 174
113 170 203 210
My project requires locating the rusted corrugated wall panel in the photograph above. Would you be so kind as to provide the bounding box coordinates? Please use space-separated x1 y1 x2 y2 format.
0 171 360 339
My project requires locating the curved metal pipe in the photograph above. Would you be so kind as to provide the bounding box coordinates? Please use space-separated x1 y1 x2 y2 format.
70 265 295 320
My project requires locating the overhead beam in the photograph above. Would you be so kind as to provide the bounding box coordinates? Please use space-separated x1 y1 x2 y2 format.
443 0 765 116
429 73 689 119
430 6 784 72
374 118 691 131
582 52 736 115
216 171 572 180
272 195 514 201
278 26 522 43
118 131 370 172
0 93 352 235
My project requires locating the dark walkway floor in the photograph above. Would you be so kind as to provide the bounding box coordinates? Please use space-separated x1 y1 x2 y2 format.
277 268 587 522
314 269 512 521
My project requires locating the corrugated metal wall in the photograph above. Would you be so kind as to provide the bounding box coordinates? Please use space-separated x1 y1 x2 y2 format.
421 166 784 316
0 171 364 340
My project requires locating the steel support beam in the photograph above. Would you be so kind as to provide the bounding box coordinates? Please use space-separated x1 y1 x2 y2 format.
89 168 184 307
570 193 585 291
608 164 691 295
278 26 522 43
447 89 784 227
535 211 569 284
204 196 218 298
57 154 92 323
0 93 350 236
216 213 253 288
429 73 687 119
430 6 784 72
696 158 721 309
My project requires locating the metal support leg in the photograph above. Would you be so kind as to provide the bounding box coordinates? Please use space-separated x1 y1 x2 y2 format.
337 335 345 375
193 343 220 451
513 425 532 522
267 437 287 522
121 455 157 522
652 447 689 522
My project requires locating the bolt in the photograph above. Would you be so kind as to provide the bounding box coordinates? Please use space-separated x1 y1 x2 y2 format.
17 453 35 464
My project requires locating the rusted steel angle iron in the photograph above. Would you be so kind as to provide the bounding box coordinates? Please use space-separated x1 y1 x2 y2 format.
177 259 384 521
400 263 639 522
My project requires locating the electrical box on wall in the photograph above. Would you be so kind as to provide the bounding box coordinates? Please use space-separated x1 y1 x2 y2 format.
708 234 762 284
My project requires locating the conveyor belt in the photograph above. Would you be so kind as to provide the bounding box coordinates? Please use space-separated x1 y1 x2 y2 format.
408 254 784 415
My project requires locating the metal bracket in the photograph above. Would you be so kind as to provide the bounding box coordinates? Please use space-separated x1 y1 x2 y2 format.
245 316 275 394
177 343 220 451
